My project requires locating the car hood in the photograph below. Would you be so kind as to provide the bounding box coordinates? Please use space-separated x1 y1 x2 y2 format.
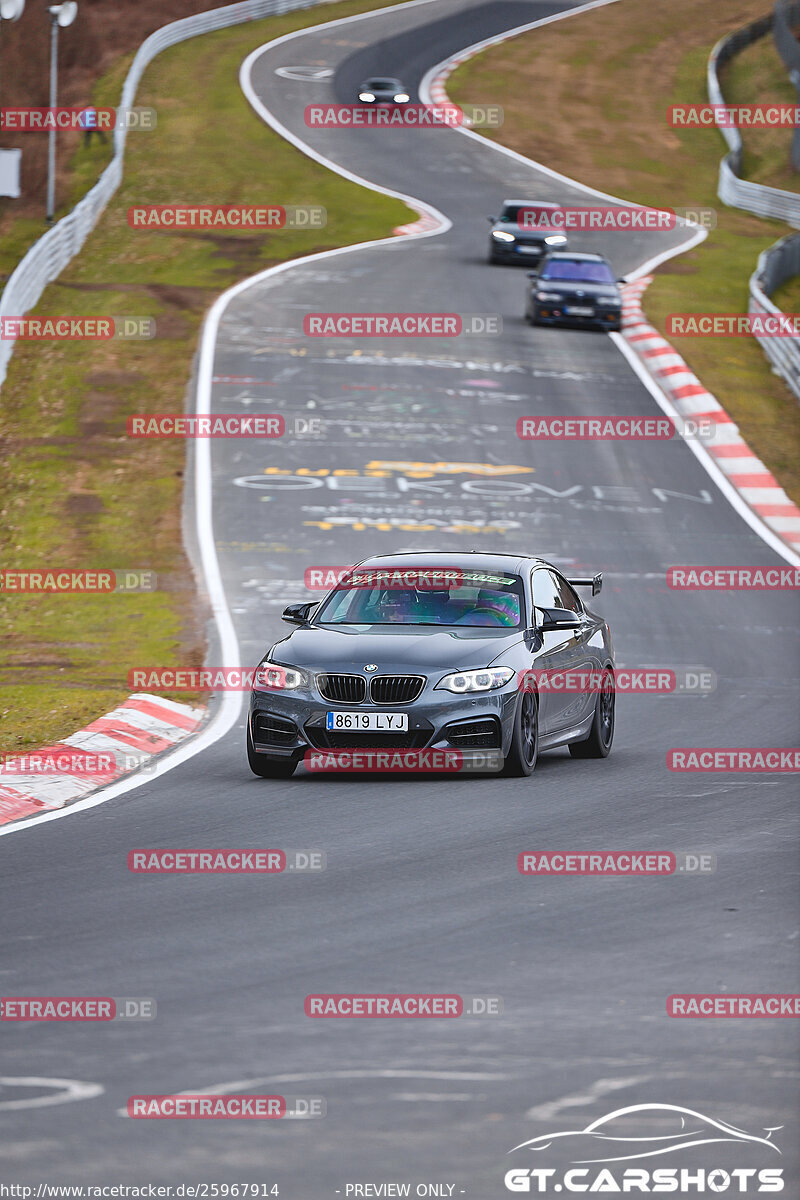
532 279 619 297
268 625 522 673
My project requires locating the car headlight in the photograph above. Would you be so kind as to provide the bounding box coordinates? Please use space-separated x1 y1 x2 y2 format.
254 659 307 690
359 92 375 102
393 92 409 102
491 230 516 243
436 667 515 694
544 234 567 245
536 291 562 302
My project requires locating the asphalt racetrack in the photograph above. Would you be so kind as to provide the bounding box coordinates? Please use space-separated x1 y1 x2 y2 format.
1 0 798 1194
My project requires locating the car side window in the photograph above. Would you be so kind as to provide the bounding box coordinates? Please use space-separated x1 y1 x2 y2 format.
553 573 582 613
531 569 561 611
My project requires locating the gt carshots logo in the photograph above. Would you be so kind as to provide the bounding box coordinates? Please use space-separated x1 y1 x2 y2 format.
504 1104 784 1193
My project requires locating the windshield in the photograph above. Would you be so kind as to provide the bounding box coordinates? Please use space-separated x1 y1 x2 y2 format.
366 79 400 90
540 259 616 283
316 571 525 627
501 204 559 226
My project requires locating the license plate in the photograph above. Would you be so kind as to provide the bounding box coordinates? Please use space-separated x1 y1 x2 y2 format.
566 305 594 316
518 246 542 255
326 711 409 732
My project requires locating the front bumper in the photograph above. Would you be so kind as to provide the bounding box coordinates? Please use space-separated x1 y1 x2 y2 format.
490 238 569 262
531 300 622 329
249 684 520 768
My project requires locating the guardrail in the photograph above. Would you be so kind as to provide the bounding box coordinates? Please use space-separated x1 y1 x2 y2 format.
0 0 326 389
773 0 800 72
774 0 800 169
707 10 800 226
749 232 800 400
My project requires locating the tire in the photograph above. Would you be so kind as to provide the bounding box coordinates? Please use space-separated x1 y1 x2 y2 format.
247 727 296 778
501 690 539 777
569 667 614 758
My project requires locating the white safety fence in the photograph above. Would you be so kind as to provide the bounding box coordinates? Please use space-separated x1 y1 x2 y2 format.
707 16 800 227
707 9 800 399
749 233 800 400
0 0 327 389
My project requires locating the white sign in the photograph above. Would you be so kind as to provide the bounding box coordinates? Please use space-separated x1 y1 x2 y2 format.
0 148 21 198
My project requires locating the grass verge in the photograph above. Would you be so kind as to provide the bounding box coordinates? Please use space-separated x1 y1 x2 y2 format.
722 28 800 194
0 0 410 754
448 0 800 506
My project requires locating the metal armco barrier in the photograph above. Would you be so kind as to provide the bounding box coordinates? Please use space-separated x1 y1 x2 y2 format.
774 0 800 73
0 0 328 390
707 10 800 226
774 0 800 170
707 6 800 401
749 233 800 400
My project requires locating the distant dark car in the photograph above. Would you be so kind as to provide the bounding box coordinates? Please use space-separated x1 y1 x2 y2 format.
246 551 614 780
525 251 624 331
358 77 410 105
488 199 569 264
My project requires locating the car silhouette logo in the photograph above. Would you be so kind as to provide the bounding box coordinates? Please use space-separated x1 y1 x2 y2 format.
508 1103 783 1164
364 664 378 671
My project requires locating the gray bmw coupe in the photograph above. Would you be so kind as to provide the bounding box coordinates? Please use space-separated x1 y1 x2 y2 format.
247 552 614 779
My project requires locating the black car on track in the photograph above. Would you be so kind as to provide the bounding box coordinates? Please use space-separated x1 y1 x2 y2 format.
488 199 569 264
358 77 410 105
247 552 615 779
525 250 624 331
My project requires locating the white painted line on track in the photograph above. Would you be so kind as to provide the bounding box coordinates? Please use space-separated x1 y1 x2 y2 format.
0 1076 104 1110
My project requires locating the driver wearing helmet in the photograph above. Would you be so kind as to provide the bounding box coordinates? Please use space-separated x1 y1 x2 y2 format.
456 588 519 627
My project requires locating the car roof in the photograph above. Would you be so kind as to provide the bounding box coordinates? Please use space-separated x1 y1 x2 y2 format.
502 199 561 208
364 76 403 84
351 550 556 575
543 250 608 261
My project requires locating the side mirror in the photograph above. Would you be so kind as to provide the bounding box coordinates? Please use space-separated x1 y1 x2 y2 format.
487 215 496 223
617 278 626 284
527 271 539 279
282 601 318 625
537 606 581 632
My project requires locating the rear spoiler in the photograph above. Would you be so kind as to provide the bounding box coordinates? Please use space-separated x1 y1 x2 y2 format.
569 573 603 597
